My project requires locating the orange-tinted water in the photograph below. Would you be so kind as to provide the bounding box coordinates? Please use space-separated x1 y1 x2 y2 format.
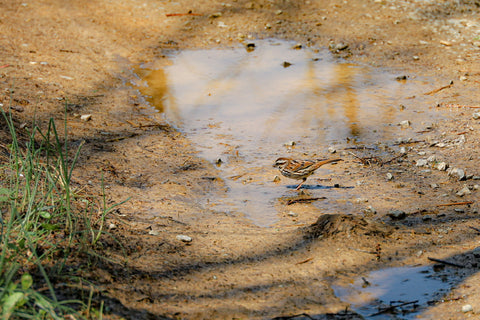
135 39 448 226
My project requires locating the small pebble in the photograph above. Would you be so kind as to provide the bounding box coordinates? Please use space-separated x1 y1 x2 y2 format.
386 173 394 180
434 162 448 171
399 120 411 128
472 112 480 120
462 304 473 313
287 211 298 217
448 167 466 181
456 185 471 197
416 159 428 167
387 210 406 220
80 114 92 121
328 146 336 154
364 206 376 215
292 43 302 50
176 234 193 243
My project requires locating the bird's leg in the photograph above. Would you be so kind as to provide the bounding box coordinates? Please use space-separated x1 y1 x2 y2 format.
295 178 307 190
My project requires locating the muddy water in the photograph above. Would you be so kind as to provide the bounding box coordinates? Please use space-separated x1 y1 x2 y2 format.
135 40 447 226
333 265 455 319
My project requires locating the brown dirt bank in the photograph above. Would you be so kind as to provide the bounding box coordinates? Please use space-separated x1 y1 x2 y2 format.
2 0 480 319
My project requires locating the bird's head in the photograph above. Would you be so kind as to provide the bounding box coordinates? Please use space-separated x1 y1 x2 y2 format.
273 157 290 168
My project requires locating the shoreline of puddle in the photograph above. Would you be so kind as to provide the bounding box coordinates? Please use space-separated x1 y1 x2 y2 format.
133 39 453 227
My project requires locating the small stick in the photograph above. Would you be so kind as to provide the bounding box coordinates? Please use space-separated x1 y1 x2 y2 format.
345 146 376 150
348 247 377 255
273 313 314 320
287 197 325 205
0 64 9 68
468 226 480 233
166 12 202 17
348 151 376 165
443 103 480 109
436 201 473 207
428 257 465 268
369 300 419 317
295 257 313 265
424 81 453 95
381 153 407 165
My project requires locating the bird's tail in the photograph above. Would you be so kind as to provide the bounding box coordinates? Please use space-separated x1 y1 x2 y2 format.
314 158 343 169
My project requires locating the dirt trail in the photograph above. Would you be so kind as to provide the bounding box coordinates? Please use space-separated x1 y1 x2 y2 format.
2 0 480 318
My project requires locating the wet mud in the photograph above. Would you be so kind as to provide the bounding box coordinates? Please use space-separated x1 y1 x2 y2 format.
2 0 480 319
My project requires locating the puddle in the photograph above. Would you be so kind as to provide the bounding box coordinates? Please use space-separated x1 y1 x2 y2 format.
333 265 456 319
135 39 449 226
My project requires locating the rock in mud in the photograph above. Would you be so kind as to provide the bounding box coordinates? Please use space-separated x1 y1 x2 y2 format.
416 159 428 167
80 114 92 121
176 234 193 243
387 210 406 220
399 120 411 128
456 185 471 197
462 304 473 313
448 167 466 181
434 162 448 171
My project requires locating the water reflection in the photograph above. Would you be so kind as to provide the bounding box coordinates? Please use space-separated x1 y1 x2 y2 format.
136 39 443 226
333 265 455 319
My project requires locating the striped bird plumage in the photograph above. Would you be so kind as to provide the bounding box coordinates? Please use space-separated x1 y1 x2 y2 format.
273 157 342 190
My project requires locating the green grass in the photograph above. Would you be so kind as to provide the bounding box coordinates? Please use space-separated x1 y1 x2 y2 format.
0 107 124 319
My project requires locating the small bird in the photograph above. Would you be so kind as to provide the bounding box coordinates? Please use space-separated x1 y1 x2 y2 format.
273 157 343 190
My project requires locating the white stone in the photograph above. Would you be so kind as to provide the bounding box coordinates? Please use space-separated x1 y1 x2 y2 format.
176 234 193 242
80 114 92 121
434 162 448 171
456 185 471 197
399 120 411 128
416 159 428 167
462 304 473 313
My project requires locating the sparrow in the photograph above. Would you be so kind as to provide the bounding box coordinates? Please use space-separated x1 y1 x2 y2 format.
273 157 342 190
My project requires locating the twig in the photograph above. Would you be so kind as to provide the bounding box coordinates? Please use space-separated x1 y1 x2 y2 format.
295 257 313 265
428 257 465 268
166 12 202 17
468 226 480 233
348 247 377 255
369 300 419 317
424 81 453 95
348 151 378 165
273 313 314 320
287 197 325 205
345 146 376 150
0 64 9 68
436 201 473 207
381 153 407 165
443 103 480 109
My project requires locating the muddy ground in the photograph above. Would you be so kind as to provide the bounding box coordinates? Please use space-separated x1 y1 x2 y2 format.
2 0 480 319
